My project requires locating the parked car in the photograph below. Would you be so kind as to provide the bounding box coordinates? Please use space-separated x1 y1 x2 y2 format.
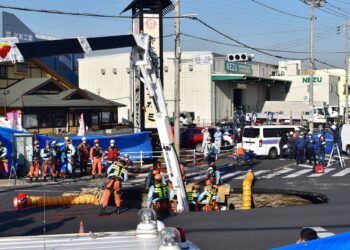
242 125 306 159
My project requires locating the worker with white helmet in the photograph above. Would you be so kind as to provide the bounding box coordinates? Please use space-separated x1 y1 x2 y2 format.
201 127 211 152
64 137 76 178
90 139 103 179
77 137 90 176
203 136 219 167
213 127 222 151
105 139 120 166
234 127 243 148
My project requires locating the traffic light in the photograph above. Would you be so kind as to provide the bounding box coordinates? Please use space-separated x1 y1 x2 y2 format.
226 53 253 62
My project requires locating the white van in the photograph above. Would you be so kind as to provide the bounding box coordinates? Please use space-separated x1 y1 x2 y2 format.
341 123 350 155
242 125 307 159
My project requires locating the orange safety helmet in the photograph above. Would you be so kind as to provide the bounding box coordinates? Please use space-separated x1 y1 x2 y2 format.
152 170 160 175
237 147 245 156
154 174 162 181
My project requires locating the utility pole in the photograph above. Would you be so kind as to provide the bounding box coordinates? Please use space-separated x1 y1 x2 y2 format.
174 0 181 153
345 18 349 123
303 0 324 131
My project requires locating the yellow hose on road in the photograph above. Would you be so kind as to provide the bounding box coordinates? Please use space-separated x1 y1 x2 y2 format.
14 193 99 209
242 170 254 210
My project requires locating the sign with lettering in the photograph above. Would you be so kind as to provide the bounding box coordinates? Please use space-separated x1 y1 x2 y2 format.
193 54 213 64
302 77 323 83
225 61 252 75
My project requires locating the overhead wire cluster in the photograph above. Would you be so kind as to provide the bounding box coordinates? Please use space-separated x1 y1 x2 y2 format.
0 2 346 68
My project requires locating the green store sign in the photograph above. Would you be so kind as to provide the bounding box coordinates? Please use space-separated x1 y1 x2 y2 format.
302 77 323 83
225 61 253 75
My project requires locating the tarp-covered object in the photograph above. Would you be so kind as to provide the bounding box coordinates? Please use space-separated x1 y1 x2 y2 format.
0 126 152 174
271 231 350 250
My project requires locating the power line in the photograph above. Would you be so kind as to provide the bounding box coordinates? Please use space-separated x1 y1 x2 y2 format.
190 17 308 60
250 0 309 20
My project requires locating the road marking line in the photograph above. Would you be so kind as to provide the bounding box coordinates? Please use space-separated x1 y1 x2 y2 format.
283 169 312 178
296 164 313 168
235 170 270 179
308 168 335 177
262 168 294 179
332 168 350 177
221 171 246 180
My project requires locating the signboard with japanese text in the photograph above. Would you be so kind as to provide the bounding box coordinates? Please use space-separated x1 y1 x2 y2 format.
225 61 253 75
193 54 213 64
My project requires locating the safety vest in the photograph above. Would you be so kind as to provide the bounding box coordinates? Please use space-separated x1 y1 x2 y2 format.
153 183 168 200
64 145 72 155
205 189 217 203
92 146 103 158
187 191 198 202
108 162 127 180
33 147 41 161
44 148 53 159
0 146 6 158
54 146 62 159
79 143 90 158
107 146 119 159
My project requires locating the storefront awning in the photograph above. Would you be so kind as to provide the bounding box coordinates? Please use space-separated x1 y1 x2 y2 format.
212 74 291 85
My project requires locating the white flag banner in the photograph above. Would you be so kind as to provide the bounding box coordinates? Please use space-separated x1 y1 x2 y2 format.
77 113 85 136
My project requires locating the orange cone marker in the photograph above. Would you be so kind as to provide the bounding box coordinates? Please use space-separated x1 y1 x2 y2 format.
79 221 85 234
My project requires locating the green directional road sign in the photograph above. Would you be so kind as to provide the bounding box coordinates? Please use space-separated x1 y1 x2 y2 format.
225 61 253 75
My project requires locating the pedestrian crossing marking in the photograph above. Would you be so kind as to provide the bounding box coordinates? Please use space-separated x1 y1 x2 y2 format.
283 169 312 178
308 168 335 178
235 170 270 179
332 168 350 177
262 168 294 179
221 171 246 180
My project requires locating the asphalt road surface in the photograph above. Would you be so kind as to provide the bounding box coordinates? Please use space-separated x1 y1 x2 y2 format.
1 156 350 250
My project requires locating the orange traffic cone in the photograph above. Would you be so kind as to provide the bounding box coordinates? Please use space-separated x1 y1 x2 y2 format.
79 221 85 234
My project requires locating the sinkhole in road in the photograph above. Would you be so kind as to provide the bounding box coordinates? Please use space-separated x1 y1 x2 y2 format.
226 188 328 210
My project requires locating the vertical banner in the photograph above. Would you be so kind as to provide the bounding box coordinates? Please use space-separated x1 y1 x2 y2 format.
77 113 85 136
6 110 22 130
143 13 160 129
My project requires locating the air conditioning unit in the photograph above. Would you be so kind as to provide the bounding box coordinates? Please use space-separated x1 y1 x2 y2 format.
227 53 253 62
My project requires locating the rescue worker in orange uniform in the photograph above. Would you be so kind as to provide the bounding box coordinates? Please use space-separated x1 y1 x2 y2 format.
77 137 90 176
0 140 9 178
90 139 103 179
105 139 119 166
40 140 55 182
29 140 41 182
99 161 128 215
147 174 169 210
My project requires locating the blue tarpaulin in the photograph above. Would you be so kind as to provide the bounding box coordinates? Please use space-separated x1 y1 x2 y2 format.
271 231 350 250
0 126 152 174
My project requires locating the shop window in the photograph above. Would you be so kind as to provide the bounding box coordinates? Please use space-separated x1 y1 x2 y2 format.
101 112 111 124
23 114 38 129
92 113 99 126
15 63 28 74
52 112 66 127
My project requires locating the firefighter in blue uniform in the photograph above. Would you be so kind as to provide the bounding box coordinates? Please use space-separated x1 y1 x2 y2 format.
295 133 305 165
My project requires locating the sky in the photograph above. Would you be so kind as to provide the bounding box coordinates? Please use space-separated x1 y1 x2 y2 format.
0 0 349 67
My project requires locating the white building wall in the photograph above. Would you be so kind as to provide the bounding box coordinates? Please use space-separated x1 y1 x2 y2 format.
271 74 339 106
79 52 214 124
79 53 131 123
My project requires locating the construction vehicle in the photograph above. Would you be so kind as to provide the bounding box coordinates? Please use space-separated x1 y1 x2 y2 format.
0 34 189 212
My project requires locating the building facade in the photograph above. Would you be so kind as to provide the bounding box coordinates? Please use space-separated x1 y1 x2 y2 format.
79 51 290 125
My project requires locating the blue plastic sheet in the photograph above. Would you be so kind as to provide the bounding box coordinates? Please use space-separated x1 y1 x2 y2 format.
271 231 350 250
0 126 152 174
